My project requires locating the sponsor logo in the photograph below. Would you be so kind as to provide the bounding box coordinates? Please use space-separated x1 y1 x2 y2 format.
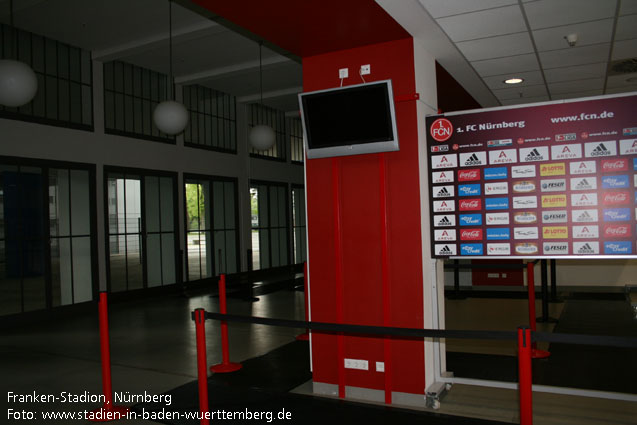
487 243 511 255
541 194 567 208
604 241 632 255
460 229 483 241
458 184 481 196
514 227 539 240
513 196 537 209
540 179 566 192
521 147 549 162
486 212 509 225
542 226 568 239
514 211 537 224
603 191 631 206
571 177 597 191
604 224 632 238
603 208 631 222
431 118 453 142
513 181 536 193
543 242 569 254
432 171 454 184
459 199 482 211
571 209 598 223
433 200 455 212
602 175 629 189
434 215 456 227
634 158 637 171
486 228 510 240
551 143 582 160
433 185 455 198
457 169 480 182
483 167 508 180
571 193 597 207
540 162 565 176
460 243 483 256
459 214 482 226
634 175 637 188
623 128 637 136
555 133 576 142
619 138 637 155
431 154 458 169
569 161 596 175
487 139 512 148
488 149 517 165
435 244 457 256
574 241 600 255
485 182 508 195
515 242 539 254
542 210 567 223
584 140 617 157
431 145 449 152
520 146 549 162
485 197 509 210
511 165 536 179
460 151 487 167
602 159 628 172
573 225 599 239
434 229 456 241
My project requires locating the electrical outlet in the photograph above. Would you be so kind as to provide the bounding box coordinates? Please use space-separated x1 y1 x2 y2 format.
376 362 385 372
360 64 371 75
344 358 369 370
339 68 349 79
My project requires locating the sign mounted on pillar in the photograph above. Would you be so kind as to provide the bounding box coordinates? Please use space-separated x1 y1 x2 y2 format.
425 93 637 259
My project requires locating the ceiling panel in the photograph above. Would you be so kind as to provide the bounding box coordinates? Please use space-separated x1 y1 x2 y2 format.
548 78 604 94
418 0 517 19
435 5 526 42
619 0 637 15
606 73 637 89
500 95 550 106
483 70 544 89
540 43 610 69
615 15 637 41
523 0 617 30
492 83 548 100
457 32 533 61
471 54 540 76
532 19 614 52
611 39 637 60
553 89 604 100
543 62 607 83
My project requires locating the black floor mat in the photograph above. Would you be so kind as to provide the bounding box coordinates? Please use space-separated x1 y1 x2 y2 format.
134 341 508 425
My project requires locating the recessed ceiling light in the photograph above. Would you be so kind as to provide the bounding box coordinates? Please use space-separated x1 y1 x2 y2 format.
504 78 524 84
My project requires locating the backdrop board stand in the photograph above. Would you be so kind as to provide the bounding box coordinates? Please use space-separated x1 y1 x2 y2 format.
536 260 558 323
549 259 564 303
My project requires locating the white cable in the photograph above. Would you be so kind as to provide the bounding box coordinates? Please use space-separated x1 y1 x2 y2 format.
359 68 366 83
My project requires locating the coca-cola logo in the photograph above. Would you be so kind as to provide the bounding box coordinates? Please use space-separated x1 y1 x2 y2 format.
459 199 482 211
461 229 483 240
458 169 480 181
604 224 631 238
603 191 630 205
601 159 628 172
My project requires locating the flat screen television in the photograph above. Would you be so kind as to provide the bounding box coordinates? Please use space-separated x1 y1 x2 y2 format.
298 79 399 159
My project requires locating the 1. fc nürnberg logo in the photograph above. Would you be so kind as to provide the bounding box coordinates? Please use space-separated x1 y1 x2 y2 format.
431 118 453 142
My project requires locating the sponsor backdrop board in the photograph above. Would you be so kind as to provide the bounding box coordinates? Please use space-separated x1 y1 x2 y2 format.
427 93 637 258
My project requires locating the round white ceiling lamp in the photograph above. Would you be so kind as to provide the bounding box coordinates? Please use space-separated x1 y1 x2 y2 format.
504 78 524 85
153 0 188 136
249 42 275 151
0 0 38 107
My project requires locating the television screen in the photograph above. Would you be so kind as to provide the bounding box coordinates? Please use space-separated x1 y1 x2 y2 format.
299 80 399 159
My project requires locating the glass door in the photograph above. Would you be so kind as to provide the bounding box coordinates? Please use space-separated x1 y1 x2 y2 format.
250 181 289 271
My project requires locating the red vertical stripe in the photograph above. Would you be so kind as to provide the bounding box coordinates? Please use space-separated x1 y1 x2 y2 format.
332 158 346 398
379 154 392 404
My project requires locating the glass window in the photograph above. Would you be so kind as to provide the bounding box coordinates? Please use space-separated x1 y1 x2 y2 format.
288 118 304 163
250 181 289 270
292 186 306 264
247 104 286 160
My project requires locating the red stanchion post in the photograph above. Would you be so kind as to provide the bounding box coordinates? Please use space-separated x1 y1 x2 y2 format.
195 309 210 425
526 263 550 359
89 292 129 422
517 327 533 425
296 262 310 341
210 274 242 373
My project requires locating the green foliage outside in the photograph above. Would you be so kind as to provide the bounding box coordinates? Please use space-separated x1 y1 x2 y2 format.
186 184 205 230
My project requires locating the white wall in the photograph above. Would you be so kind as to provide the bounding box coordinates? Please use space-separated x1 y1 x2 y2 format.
0 59 304 292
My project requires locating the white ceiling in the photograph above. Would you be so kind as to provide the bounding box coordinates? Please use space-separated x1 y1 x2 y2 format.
1 0 636 112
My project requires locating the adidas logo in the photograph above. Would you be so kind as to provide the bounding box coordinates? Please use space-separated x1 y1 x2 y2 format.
437 187 451 197
577 211 591 220
576 179 591 189
439 245 452 254
590 144 611 156
578 243 594 254
438 216 451 225
464 153 481 166
525 149 543 160
593 144 608 153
